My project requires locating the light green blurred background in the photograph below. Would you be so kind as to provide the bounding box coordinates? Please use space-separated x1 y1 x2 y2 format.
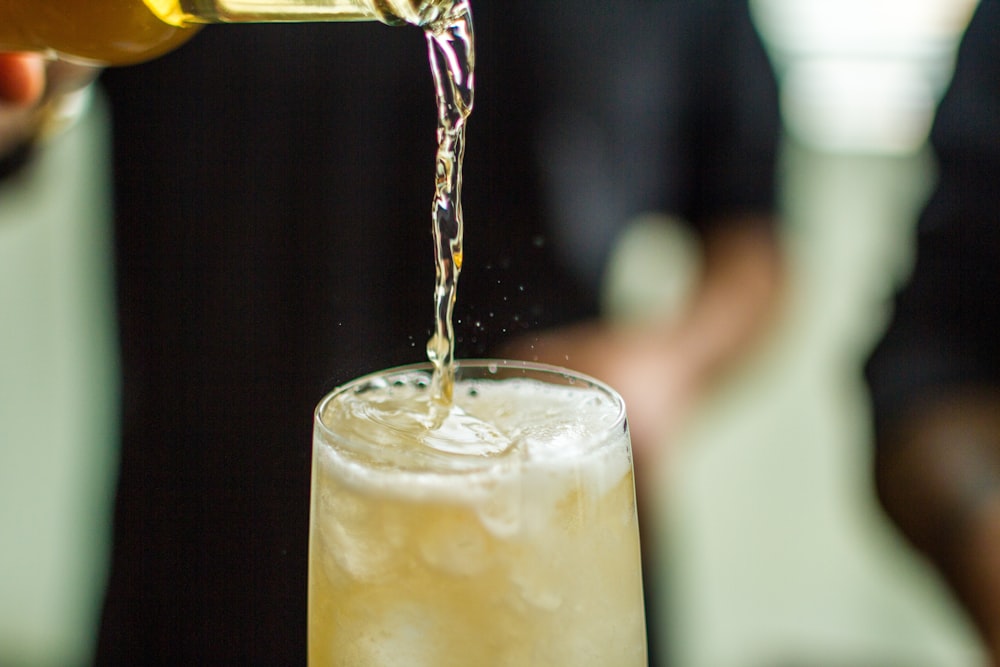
0 95 119 666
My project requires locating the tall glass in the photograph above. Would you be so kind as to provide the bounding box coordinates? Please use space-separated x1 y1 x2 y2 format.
308 360 647 666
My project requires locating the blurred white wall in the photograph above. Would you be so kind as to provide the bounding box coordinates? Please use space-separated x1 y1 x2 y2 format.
752 0 978 154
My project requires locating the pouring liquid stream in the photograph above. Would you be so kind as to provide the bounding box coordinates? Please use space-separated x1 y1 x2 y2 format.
424 0 474 410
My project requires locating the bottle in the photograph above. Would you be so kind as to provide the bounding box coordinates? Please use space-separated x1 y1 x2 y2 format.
0 0 455 66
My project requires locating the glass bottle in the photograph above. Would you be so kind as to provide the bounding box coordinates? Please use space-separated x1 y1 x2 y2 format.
0 0 455 65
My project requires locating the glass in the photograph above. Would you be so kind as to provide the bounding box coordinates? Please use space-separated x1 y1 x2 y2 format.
308 359 648 666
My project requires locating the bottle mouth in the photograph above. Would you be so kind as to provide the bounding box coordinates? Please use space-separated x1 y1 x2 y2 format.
378 0 461 27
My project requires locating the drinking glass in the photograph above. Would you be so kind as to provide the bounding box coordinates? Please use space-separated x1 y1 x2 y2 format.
308 359 647 666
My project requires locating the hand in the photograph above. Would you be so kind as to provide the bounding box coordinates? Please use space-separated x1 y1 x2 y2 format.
0 53 46 106
0 53 100 158
875 393 1000 666
501 221 784 471
499 318 703 587
501 320 701 470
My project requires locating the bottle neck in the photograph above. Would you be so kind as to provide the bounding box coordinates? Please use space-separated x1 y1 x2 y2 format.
149 0 448 26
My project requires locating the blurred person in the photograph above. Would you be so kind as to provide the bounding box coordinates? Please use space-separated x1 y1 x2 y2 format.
500 1 784 662
866 1 1000 664
503 0 784 475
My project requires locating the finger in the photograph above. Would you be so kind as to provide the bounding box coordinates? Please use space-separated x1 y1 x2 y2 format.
0 53 46 106
46 59 101 98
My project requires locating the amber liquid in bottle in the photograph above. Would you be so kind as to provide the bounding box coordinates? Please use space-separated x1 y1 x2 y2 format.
0 0 196 64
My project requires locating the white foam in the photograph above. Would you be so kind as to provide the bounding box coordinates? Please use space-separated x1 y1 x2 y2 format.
313 376 633 532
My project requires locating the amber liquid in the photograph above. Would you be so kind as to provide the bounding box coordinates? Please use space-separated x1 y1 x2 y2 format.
0 0 198 65
308 368 648 666
424 0 473 405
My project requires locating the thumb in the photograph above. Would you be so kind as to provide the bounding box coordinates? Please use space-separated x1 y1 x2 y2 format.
0 53 46 106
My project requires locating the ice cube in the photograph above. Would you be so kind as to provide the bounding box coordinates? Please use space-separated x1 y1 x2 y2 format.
511 567 564 612
317 488 393 582
418 510 490 576
358 604 436 667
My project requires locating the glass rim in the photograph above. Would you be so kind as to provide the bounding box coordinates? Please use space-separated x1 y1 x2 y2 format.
313 358 628 459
